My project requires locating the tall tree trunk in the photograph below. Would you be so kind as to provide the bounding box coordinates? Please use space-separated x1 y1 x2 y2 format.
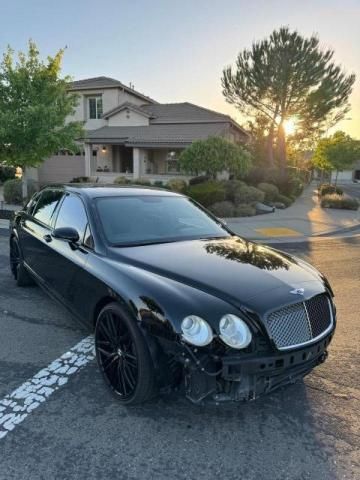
277 122 287 173
266 123 275 168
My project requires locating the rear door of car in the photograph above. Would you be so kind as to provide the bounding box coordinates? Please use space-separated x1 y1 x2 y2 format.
19 188 64 283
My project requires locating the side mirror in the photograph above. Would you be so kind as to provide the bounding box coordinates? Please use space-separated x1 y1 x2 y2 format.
52 227 80 243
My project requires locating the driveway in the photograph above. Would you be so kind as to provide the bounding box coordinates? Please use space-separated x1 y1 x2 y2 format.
340 183 360 200
0 230 359 479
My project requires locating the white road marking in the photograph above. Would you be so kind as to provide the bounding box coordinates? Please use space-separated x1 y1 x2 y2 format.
0 336 95 440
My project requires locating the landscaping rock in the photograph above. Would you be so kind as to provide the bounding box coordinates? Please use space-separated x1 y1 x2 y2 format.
273 201 286 209
255 202 275 214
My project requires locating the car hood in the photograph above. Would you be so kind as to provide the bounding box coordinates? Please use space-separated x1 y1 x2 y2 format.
109 237 326 316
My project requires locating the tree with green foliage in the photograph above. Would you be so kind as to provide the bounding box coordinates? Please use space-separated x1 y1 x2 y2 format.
312 131 360 185
0 41 83 198
178 136 252 179
222 27 355 170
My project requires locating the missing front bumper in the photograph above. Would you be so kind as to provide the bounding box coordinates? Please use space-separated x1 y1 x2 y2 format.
185 332 333 404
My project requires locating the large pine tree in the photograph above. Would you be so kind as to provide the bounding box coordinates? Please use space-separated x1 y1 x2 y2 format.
222 27 355 170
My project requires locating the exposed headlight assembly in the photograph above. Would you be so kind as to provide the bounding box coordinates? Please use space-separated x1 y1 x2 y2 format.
219 314 252 349
181 315 213 346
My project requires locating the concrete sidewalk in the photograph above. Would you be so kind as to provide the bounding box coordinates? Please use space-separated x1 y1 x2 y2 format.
225 183 360 242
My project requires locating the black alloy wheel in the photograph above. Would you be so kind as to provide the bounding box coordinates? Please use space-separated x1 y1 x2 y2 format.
95 303 156 405
10 238 34 287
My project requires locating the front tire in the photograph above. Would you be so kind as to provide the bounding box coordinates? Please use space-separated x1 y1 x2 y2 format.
95 302 157 405
10 237 34 287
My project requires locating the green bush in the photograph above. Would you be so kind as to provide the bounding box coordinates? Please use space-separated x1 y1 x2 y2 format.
189 175 211 186
233 185 264 206
186 181 225 207
166 178 187 193
244 167 265 186
153 180 164 188
257 182 280 203
208 201 235 217
321 194 359 210
0 165 16 183
133 178 152 186
221 180 246 202
70 176 92 183
3 179 23 204
234 204 256 217
318 184 343 196
275 194 293 207
114 176 131 185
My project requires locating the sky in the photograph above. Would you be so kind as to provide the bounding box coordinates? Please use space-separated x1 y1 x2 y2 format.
0 0 359 137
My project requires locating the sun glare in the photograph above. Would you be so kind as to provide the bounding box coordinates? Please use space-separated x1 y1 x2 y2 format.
283 118 296 135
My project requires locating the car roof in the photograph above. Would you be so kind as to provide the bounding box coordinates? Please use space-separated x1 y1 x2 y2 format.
43 183 183 198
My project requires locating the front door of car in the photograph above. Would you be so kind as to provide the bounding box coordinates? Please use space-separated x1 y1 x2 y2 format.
44 193 91 316
19 189 64 284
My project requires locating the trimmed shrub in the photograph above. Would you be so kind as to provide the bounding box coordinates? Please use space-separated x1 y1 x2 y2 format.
166 178 187 193
318 184 343 196
257 182 280 203
234 204 256 217
114 176 131 185
186 181 225 207
208 201 235 217
189 175 211 186
244 167 265 186
321 194 359 210
0 165 16 184
275 194 293 208
132 179 152 186
221 179 246 202
153 180 164 188
233 185 264 206
70 176 91 183
3 179 23 204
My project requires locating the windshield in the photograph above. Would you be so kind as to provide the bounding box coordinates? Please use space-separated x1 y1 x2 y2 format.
95 195 230 246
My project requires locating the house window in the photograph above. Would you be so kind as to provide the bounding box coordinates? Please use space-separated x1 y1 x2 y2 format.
88 97 103 119
166 151 180 174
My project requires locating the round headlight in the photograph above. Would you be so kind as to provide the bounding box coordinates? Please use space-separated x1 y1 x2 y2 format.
181 315 213 346
219 314 252 349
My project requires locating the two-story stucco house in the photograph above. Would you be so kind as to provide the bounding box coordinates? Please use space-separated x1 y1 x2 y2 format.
34 76 249 185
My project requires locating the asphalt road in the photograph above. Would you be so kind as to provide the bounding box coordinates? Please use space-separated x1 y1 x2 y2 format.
0 230 359 480
341 183 360 199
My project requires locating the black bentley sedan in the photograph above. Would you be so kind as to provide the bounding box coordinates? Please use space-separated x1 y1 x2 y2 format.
9 185 336 405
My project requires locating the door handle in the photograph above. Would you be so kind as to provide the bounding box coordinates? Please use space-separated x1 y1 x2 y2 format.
43 234 52 243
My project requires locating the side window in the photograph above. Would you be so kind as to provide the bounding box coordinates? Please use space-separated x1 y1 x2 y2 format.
32 190 63 226
55 194 88 241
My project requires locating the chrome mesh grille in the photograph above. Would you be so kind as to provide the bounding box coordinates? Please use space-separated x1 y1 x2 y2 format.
305 294 331 338
267 294 332 350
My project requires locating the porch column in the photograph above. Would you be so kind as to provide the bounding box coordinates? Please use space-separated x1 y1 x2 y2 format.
133 147 141 179
84 143 92 177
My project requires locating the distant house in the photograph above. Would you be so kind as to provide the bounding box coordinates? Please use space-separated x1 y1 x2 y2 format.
330 160 360 183
32 76 249 185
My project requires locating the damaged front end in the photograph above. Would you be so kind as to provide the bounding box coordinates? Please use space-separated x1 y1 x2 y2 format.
181 333 333 404
147 291 336 405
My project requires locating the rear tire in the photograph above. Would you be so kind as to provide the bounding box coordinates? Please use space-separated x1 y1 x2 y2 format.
95 302 157 405
10 238 34 287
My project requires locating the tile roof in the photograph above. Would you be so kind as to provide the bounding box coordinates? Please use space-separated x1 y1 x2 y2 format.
68 76 157 104
141 102 231 124
102 102 152 119
85 123 229 147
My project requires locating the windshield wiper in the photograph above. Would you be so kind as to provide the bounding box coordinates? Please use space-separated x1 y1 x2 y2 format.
112 239 182 248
